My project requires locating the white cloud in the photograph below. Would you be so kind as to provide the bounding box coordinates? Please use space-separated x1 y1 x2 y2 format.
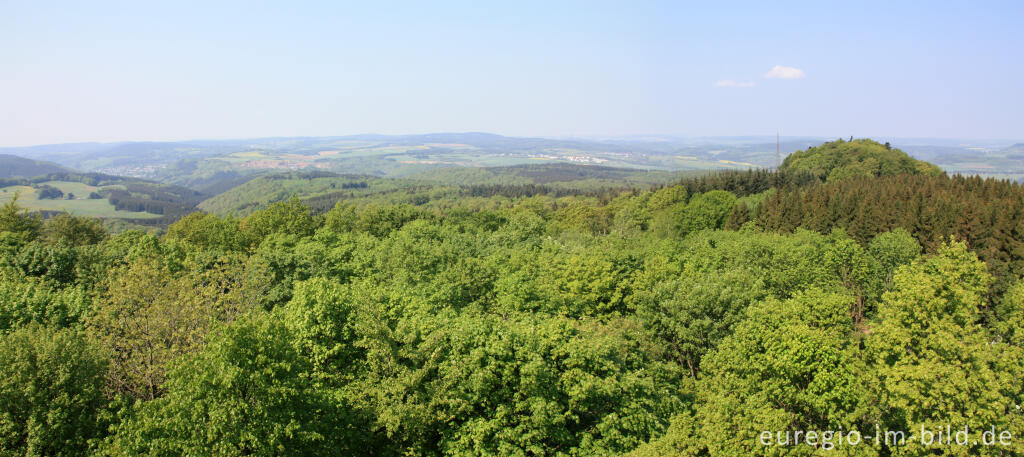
715 79 756 88
764 65 805 79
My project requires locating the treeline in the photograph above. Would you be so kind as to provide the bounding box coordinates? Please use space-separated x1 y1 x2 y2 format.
302 185 440 214
105 190 194 216
463 183 626 199
263 170 343 180
671 168 819 197
35 184 66 200
755 173 1024 295
103 183 206 223
509 162 651 183
0 172 134 188
665 168 1024 296
414 162 681 188
121 182 206 206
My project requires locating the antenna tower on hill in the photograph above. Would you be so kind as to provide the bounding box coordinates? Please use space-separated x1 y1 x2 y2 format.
776 132 780 168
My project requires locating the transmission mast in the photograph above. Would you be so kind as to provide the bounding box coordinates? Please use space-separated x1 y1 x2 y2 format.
775 132 780 169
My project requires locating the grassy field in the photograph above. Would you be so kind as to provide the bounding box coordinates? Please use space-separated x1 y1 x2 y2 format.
40 180 99 196
0 184 160 218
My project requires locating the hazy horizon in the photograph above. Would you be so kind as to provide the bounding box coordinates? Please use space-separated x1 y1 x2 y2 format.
1 132 1021 151
3 1 1022 146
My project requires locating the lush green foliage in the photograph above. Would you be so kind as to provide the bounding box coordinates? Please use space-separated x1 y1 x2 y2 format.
757 173 1024 296
0 326 109 457
780 138 943 181
0 195 43 244
101 314 363 456
4 140 1024 456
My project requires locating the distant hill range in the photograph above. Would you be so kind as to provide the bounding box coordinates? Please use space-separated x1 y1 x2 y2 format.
0 154 74 178
1002 143 1024 154
4 133 1024 193
4 133 1024 229
0 134 802 189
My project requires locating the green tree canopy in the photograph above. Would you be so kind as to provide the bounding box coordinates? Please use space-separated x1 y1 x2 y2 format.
165 212 249 251
241 196 318 242
43 213 107 247
867 240 1024 456
0 194 42 245
676 190 737 236
0 326 110 457
779 138 942 181
102 314 363 456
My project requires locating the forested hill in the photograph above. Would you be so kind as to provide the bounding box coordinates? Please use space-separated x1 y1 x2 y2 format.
780 138 943 180
0 154 74 178
410 162 687 186
196 171 384 216
198 164 693 216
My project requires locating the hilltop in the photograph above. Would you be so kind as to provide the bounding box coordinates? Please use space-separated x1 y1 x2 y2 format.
779 138 943 181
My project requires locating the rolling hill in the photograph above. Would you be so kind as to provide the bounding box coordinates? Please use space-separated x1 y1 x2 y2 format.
7 134 1024 187
0 154 74 178
1003 143 1024 154
780 138 943 181
0 171 207 225
0 134 780 190
198 163 693 216
409 162 691 186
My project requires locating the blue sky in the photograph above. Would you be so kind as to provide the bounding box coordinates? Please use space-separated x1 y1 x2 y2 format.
1 0 1021 146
